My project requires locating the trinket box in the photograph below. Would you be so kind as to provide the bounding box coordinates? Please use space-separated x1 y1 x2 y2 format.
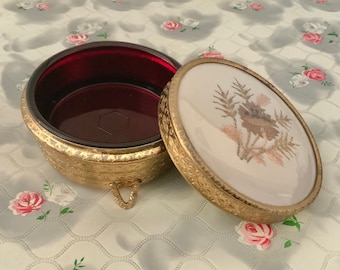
21 42 180 209
21 42 322 223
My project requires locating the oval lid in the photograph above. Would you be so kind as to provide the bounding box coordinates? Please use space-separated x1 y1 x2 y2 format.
158 58 322 224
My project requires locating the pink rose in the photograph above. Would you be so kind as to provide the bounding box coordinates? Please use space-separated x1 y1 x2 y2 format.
161 21 182 31
302 68 326 81
8 191 45 216
199 50 224 59
301 32 323 44
236 221 275 250
315 0 327 3
66 34 89 46
249 3 264 10
36 2 51 10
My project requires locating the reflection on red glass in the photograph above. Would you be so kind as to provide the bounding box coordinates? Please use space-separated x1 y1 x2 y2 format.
29 43 180 148
49 83 159 145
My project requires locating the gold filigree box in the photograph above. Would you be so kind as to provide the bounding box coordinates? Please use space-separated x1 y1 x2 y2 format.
159 58 322 223
21 42 322 223
21 42 180 209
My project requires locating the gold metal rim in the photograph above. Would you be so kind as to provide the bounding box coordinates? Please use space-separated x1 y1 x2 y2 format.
159 58 322 223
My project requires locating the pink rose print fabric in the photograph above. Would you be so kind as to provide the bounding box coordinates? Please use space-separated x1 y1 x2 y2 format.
66 33 89 46
302 68 326 81
199 51 223 58
8 191 45 216
301 32 323 44
161 21 182 31
161 18 200 32
229 2 264 11
236 221 275 250
16 1 51 11
289 64 333 88
7 181 77 220
249 3 264 10
198 46 224 59
66 22 108 46
301 22 339 45
36 2 51 11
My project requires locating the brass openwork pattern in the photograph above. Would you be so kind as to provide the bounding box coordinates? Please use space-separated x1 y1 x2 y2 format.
21 88 172 209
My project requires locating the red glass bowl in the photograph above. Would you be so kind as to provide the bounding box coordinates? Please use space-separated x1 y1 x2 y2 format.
21 41 180 208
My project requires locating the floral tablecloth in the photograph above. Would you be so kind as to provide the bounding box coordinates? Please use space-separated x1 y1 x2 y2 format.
1 0 340 269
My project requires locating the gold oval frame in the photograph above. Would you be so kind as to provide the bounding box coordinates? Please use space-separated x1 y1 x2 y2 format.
159 58 322 223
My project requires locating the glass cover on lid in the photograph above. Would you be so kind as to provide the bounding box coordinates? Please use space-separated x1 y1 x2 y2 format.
176 61 318 207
